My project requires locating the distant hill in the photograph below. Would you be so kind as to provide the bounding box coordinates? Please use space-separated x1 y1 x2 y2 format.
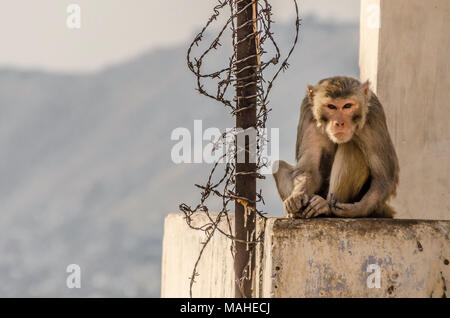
0 16 358 297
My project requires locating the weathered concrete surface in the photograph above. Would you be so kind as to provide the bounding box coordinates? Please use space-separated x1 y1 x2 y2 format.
360 0 450 220
261 218 450 298
161 213 265 297
162 214 449 298
161 213 235 297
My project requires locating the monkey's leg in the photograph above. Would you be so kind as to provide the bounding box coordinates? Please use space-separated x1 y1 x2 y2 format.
273 160 309 218
328 143 369 203
327 143 373 218
272 160 295 201
329 165 396 218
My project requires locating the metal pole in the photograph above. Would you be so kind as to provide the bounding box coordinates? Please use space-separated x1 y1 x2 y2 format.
234 0 258 298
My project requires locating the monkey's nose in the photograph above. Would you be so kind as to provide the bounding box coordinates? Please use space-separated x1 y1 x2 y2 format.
335 121 345 127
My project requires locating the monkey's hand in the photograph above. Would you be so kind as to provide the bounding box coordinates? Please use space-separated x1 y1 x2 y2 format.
283 192 309 218
301 195 331 218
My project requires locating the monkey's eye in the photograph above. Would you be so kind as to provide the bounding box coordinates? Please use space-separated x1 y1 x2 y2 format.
327 104 337 110
343 103 353 109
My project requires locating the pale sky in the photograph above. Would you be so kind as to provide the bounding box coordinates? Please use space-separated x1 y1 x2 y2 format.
0 0 360 73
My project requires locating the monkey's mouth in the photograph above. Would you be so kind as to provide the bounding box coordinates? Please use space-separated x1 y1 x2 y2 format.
333 131 347 138
332 132 352 143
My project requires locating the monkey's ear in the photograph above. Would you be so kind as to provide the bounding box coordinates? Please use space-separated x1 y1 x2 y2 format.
307 85 315 102
361 80 370 98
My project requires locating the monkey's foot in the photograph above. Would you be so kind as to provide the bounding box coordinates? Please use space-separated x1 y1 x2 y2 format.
284 193 309 218
331 201 367 218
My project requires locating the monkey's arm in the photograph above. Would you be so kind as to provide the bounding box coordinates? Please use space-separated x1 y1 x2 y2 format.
275 96 336 218
283 123 331 216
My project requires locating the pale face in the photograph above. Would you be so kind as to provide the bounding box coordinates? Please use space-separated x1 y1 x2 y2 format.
321 98 360 144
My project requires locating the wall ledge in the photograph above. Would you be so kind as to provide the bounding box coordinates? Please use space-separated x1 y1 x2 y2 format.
261 217 449 297
161 213 450 298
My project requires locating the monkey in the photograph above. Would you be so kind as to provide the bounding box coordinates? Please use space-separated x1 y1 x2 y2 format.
273 76 399 218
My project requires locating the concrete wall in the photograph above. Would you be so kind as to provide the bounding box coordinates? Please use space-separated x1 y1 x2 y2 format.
162 214 450 298
359 0 381 92
161 213 235 297
261 218 450 298
360 0 450 220
161 0 450 298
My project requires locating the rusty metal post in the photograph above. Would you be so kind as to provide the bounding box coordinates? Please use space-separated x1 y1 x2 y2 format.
234 0 258 298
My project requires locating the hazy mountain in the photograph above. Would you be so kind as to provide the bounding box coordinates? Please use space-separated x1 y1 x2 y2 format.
0 16 358 297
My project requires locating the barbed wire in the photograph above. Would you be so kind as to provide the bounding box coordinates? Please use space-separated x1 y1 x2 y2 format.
180 0 300 297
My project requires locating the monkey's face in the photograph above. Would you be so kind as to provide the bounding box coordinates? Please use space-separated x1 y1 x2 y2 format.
308 78 369 144
320 98 361 144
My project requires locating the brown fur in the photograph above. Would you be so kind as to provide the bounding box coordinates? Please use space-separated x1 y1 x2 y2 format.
273 76 399 218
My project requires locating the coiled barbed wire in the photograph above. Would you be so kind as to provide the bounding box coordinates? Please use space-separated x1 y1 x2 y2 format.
180 0 300 297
